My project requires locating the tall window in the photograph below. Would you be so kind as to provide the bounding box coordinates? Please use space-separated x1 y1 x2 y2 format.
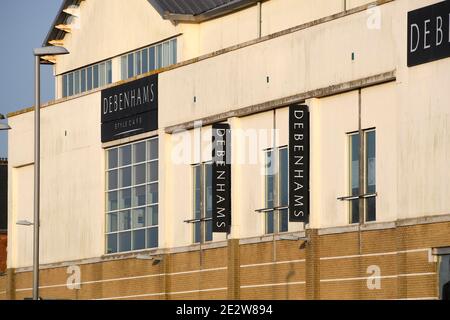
193 163 213 243
121 38 177 81
348 130 376 224
62 60 112 98
106 138 159 254
264 147 289 234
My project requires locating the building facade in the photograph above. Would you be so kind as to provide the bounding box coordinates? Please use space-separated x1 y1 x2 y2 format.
1 0 450 300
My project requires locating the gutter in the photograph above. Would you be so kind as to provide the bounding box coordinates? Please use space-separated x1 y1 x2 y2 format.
161 0 264 23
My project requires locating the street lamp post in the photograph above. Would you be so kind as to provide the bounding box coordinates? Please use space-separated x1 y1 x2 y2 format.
32 46 69 300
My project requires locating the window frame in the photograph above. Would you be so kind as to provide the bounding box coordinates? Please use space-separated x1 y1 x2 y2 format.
120 37 178 81
105 137 159 254
347 129 377 224
192 162 213 244
263 146 289 235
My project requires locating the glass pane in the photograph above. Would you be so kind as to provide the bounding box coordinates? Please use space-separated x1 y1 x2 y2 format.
142 48 148 73
132 207 146 228
193 165 201 219
81 69 86 92
350 134 360 223
146 205 158 226
74 71 80 95
107 60 112 83
133 186 146 207
62 75 68 98
148 161 158 182
148 139 158 160
107 191 118 211
119 210 131 231
365 131 376 222
279 209 288 233
366 198 376 222
93 64 99 88
149 46 155 71
157 44 162 69
119 188 132 209
135 51 142 75
134 164 146 185
68 73 74 96
350 199 359 224
279 148 288 206
205 163 212 218
147 183 158 204
134 141 146 163
121 55 127 80
119 167 132 188
265 151 274 209
147 227 158 248
163 41 170 67
266 211 274 234
108 149 118 169
107 234 117 254
194 222 201 244
133 229 145 250
119 231 131 252
366 131 376 193
108 170 118 190
119 145 132 166
205 220 213 242
87 66 93 90
171 39 177 64
99 63 106 87
107 212 118 233
128 54 134 78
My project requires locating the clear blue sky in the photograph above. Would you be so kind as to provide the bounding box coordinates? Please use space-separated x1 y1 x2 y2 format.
0 0 63 158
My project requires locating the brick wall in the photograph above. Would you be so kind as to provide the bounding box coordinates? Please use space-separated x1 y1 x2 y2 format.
2 221 449 300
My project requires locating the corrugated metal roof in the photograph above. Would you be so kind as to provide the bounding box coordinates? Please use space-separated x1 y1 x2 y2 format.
154 0 235 16
150 0 261 21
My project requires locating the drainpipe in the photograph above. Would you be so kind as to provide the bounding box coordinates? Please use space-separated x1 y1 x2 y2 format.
257 2 262 38
358 89 364 254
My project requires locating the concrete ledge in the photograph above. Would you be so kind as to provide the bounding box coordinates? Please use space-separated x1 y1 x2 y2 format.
165 71 396 133
319 213 450 236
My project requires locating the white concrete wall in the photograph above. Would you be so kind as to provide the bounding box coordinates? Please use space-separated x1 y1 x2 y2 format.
8 92 105 268
159 2 396 128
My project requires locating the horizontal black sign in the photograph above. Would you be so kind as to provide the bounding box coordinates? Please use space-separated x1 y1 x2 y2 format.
408 1 450 67
212 123 232 233
289 105 310 223
101 74 158 142
101 110 157 142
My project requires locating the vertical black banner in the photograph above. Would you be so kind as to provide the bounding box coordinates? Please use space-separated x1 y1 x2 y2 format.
212 123 232 233
289 105 310 223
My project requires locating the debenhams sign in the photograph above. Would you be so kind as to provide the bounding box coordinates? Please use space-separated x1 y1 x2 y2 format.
101 74 158 142
408 1 450 67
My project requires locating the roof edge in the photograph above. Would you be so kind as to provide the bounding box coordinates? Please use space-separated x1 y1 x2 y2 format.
156 0 264 23
42 0 72 47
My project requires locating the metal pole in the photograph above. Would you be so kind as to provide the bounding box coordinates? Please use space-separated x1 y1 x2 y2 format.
33 55 40 300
